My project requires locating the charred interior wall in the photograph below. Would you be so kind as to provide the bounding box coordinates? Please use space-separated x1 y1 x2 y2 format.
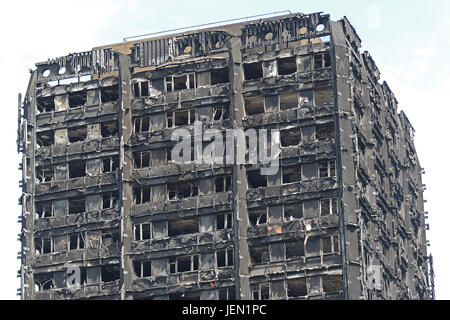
16 12 433 300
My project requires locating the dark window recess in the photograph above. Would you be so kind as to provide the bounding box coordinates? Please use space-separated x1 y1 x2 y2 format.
36 166 53 183
134 223 151 241
69 161 86 178
134 117 151 133
248 208 267 226
284 203 303 221
281 128 301 147
69 233 85 250
168 217 199 237
250 245 270 264
245 96 264 115
35 237 52 254
170 255 199 274
283 165 301 184
217 249 233 267
134 151 151 168
68 197 85 215
286 241 305 259
134 81 150 97
101 121 118 138
103 157 119 173
287 278 307 297
36 201 52 218
322 275 344 293
321 198 338 215
278 56 297 75
37 131 54 147
247 170 267 189
213 105 229 121
68 126 87 143
68 91 87 108
174 75 188 90
134 260 152 278
244 62 263 80
314 52 331 70
314 87 333 106
215 176 232 193
168 182 198 200
216 213 233 230
316 123 335 141
34 273 56 291
252 283 270 300
319 161 336 178
134 187 151 204
102 191 119 209
101 85 119 103
280 92 298 111
211 68 229 85
219 287 236 300
101 265 120 283
37 96 55 113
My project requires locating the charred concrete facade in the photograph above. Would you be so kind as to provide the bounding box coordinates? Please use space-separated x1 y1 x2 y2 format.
17 12 433 300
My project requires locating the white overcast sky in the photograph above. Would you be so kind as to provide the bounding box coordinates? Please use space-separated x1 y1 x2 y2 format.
1 0 448 300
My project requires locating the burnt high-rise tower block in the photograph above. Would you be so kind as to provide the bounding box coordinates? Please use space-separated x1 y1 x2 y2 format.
17 12 434 300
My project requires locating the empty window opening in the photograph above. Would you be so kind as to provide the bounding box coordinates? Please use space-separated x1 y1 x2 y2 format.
211 68 229 85
68 197 85 215
134 186 151 204
323 235 340 254
278 56 297 75
134 260 152 278
101 121 118 138
34 273 56 291
252 283 270 300
101 85 119 103
283 165 301 184
167 109 196 128
169 255 199 274
69 160 86 178
68 91 87 108
284 203 303 221
69 232 85 250
134 81 150 98
216 213 233 230
314 87 333 106
37 131 54 148
101 265 120 283
244 62 263 80
318 160 336 178
215 176 232 193
165 73 196 92
287 278 307 298
168 181 198 200
213 105 229 122
316 123 335 141
313 52 331 70
250 245 270 264
134 223 152 241
37 96 55 113
36 166 53 183
101 228 120 247
219 287 236 300
247 170 267 189
168 217 199 237
35 237 52 255
249 208 267 226
134 116 151 133
134 151 151 168
299 90 314 107
245 96 264 115
280 92 299 111
286 241 305 259
36 201 52 219
217 249 234 268
320 198 338 216
103 156 119 173
281 128 301 147
102 191 119 209
322 275 344 293
68 126 87 143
